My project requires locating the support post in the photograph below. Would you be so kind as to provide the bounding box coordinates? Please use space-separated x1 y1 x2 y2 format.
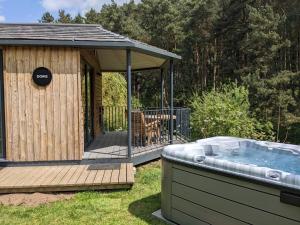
127 49 132 159
160 68 164 111
169 59 174 144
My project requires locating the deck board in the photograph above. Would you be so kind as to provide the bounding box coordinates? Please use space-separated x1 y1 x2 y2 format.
118 163 127 184
93 169 105 184
111 168 120 184
42 166 66 186
127 164 134 183
102 169 112 184
83 131 185 161
67 165 85 185
59 166 79 185
85 170 98 185
35 166 58 186
0 163 134 193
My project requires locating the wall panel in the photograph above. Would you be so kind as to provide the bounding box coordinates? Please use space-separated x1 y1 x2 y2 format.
3 46 83 161
80 49 102 137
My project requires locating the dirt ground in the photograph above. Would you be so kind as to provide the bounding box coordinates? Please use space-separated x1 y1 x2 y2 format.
0 192 74 207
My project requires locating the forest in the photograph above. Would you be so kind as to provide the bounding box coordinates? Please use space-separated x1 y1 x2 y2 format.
40 0 300 144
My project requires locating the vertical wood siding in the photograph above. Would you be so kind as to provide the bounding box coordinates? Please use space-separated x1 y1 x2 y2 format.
3 46 83 161
80 49 102 137
93 73 102 136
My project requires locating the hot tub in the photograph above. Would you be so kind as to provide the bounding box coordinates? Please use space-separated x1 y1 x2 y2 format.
161 137 300 225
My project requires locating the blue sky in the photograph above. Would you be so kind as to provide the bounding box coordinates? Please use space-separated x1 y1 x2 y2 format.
0 0 132 23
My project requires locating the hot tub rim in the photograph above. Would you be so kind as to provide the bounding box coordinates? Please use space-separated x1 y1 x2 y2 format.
161 155 300 195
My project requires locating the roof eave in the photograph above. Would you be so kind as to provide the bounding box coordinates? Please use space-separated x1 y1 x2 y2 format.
0 39 182 60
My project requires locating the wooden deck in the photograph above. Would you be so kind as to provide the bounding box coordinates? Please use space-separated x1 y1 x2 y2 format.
0 163 134 193
84 131 168 159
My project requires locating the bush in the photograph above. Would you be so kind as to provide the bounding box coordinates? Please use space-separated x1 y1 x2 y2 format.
189 84 274 140
102 73 127 106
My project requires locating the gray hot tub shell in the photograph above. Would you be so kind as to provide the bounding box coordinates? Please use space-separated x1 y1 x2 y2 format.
161 137 300 225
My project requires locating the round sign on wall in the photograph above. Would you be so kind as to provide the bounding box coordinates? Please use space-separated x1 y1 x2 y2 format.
32 67 52 86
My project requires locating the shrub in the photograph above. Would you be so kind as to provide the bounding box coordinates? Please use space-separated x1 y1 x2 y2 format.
189 84 274 140
102 73 127 106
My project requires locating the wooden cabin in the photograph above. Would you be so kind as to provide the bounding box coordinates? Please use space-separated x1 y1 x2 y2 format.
0 23 189 193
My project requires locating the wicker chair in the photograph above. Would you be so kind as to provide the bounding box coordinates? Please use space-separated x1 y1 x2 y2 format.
131 111 160 146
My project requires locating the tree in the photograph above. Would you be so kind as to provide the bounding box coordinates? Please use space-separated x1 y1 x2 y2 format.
97 1 122 32
239 4 292 140
38 0 300 143
73 13 85 24
239 4 289 78
39 12 54 23
255 71 300 141
56 10 72 23
140 0 183 50
85 9 100 24
102 73 127 106
180 0 220 92
215 0 249 82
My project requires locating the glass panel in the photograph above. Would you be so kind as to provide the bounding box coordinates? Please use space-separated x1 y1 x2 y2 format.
82 64 94 147
81 66 87 144
86 69 93 144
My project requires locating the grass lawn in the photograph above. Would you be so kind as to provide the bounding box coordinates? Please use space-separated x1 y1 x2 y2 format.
0 161 166 225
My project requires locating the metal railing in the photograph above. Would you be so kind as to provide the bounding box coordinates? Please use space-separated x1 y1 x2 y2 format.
100 106 191 147
100 106 127 132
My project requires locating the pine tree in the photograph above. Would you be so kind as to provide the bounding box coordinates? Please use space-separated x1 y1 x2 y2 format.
73 13 85 24
56 10 72 23
37 0 300 143
85 9 99 24
39 12 54 23
239 4 289 78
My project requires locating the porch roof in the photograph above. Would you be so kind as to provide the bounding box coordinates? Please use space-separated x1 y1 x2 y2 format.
0 23 181 71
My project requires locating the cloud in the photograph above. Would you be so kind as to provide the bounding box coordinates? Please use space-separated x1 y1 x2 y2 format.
0 15 5 22
41 0 129 14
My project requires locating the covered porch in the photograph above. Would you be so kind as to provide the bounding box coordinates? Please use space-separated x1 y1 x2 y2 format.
84 107 190 165
80 31 190 165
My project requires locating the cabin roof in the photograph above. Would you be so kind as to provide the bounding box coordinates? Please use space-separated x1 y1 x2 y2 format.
0 23 181 60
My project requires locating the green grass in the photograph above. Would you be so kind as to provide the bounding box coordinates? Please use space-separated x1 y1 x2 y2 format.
0 161 166 225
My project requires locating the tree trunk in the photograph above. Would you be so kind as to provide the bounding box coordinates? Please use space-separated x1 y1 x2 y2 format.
297 31 300 72
213 38 218 91
276 105 281 142
194 43 200 90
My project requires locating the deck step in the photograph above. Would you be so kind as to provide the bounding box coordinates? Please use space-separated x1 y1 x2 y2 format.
0 163 134 194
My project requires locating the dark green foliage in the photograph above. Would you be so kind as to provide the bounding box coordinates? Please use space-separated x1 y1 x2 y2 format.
189 84 274 140
102 73 127 107
39 0 300 143
85 9 100 24
73 13 85 24
39 12 54 23
56 10 72 23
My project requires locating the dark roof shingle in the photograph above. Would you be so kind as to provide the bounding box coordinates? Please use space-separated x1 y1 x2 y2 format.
0 23 181 59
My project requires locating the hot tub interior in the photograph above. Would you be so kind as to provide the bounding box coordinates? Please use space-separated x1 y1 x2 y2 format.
159 137 300 225
162 137 300 190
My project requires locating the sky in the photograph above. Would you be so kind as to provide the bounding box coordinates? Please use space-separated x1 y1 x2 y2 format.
0 0 131 23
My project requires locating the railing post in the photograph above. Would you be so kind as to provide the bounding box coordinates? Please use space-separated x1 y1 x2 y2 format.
169 59 174 144
160 68 164 111
160 68 164 143
127 49 132 159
